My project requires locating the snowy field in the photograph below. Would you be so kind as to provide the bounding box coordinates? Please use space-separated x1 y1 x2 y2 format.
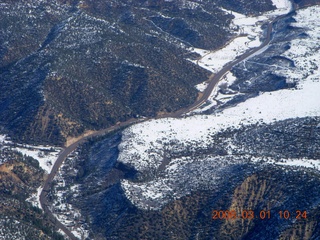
13 145 61 173
119 5 320 210
0 135 61 173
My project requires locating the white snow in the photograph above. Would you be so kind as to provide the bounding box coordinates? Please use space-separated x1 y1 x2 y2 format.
1 137 61 182
191 0 292 100
120 68 319 170
119 68 320 171
57 229 68 238
0 135 10 164
13 145 61 173
189 35 262 74
193 71 238 112
271 0 292 12
121 155 242 210
249 156 320 170
272 158 320 170
119 6 320 209
0 135 6 143
0 134 11 145
190 9 270 74
26 186 43 209
195 81 208 92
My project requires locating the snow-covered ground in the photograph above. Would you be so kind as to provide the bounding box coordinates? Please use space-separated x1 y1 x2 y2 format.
260 157 320 170
191 0 292 110
122 154 249 210
0 135 8 144
0 135 13 149
270 0 292 14
119 5 320 210
13 145 61 173
194 71 238 112
0 217 34 240
26 187 43 209
0 134 61 173
190 0 292 74
0 135 9 165
189 35 261 74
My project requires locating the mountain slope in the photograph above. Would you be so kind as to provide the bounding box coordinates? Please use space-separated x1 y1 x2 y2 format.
0 0 276 145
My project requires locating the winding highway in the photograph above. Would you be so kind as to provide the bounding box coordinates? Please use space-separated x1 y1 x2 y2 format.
40 8 296 240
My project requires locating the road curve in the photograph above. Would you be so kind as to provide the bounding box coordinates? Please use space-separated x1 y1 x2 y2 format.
40 8 295 240
39 119 141 240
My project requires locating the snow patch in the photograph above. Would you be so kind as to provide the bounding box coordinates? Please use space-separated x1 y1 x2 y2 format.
0 134 12 145
26 186 43 210
251 157 320 170
195 81 208 92
13 145 62 173
271 0 292 12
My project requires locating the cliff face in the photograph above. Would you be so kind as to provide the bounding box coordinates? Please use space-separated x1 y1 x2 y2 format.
216 169 320 240
220 174 274 239
279 219 319 240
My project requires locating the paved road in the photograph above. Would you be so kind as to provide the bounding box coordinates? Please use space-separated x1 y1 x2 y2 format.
40 8 295 240
166 12 290 118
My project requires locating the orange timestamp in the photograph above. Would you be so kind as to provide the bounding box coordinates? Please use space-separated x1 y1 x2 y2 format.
212 210 307 220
